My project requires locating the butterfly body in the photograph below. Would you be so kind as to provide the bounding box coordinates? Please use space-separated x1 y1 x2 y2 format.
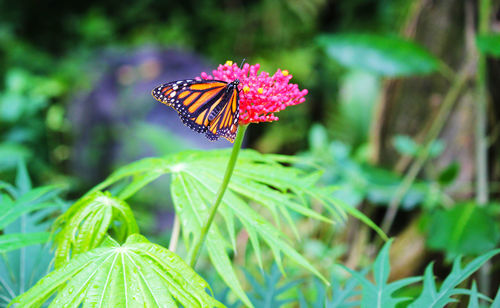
152 79 239 142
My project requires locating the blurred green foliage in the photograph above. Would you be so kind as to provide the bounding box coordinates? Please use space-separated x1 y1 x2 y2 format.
0 0 423 185
426 202 500 258
317 33 440 76
392 135 445 159
0 0 428 216
0 69 65 172
476 34 500 57
299 125 449 211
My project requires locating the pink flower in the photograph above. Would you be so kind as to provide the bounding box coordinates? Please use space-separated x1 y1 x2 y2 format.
198 61 308 124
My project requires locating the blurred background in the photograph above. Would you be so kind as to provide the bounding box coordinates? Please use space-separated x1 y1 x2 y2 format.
1 0 500 304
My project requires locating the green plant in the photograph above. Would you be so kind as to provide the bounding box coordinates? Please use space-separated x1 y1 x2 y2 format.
0 69 64 174
52 191 139 268
244 264 301 308
8 141 383 307
0 162 65 306
408 250 496 307
11 235 223 307
300 125 446 210
10 143 497 307
269 240 500 308
3 1 500 303
6 61 362 307
302 241 499 308
425 202 500 258
86 147 354 306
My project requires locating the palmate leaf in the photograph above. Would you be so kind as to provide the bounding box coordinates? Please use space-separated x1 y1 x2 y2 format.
10 234 223 308
52 191 139 268
300 272 362 308
244 264 301 308
0 162 64 307
88 149 382 306
341 240 422 308
409 249 500 308
186 168 328 277
0 185 58 255
326 271 364 308
171 173 252 307
304 246 499 308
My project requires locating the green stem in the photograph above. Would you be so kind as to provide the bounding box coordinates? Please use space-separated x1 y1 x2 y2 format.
188 124 248 268
477 0 491 298
168 214 181 252
476 0 490 206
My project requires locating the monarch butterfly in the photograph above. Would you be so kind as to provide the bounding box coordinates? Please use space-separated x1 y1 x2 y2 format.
152 78 240 143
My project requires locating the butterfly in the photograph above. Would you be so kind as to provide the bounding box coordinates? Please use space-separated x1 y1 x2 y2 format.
152 78 240 143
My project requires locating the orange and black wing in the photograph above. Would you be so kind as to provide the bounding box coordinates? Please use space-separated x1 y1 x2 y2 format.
205 83 239 142
152 79 239 142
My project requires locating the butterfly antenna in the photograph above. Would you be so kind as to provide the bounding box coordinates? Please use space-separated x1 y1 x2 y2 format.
239 58 246 69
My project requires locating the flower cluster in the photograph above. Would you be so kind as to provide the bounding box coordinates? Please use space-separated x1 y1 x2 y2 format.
199 61 308 124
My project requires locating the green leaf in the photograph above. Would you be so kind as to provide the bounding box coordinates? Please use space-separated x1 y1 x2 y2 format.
0 232 50 253
0 176 63 306
0 185 61 229
341 239 421 308
10 234 223 307
321 194 388 241
303 271 365 308
428 140 445 158
92 149 348 305
52 191 139 268
185 166 328 285
0 143 31 172
330 71 380 147
116 172 165 200
437 162 460 187
393 135 420 156
327 272 363 308
309 124 329 153
317 33 440 76
89 156 176 196
426 203 500 255
172 173 252 307
244 264 300 308
0 181 17 196
476 34 500 57
206 230 251 307
466 281 479 308
393 136 444 159
410 249 500 307
15 160 31 194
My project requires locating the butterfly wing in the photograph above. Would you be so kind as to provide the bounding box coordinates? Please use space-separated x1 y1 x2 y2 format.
152 79 239 142
205 82 239 142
